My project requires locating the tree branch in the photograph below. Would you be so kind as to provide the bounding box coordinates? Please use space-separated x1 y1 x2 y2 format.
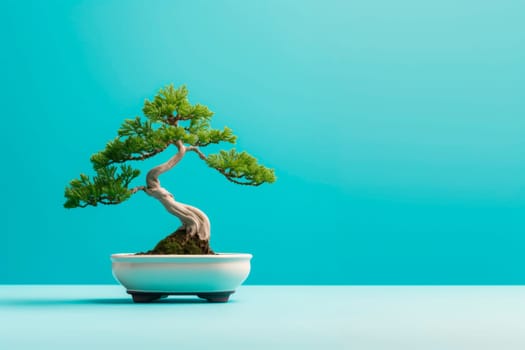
187 146 207 160
186 146 261 186
130 186 146 194
167 114 179 126
103 144 172 166
98 195 124 205
128 146 171 161
215 168 263 186
146 140 186 189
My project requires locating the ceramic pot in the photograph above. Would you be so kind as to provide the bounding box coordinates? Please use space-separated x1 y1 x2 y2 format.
111 253 252 303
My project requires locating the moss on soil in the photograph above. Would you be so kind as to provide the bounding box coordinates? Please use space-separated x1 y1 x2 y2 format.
138 228 215 255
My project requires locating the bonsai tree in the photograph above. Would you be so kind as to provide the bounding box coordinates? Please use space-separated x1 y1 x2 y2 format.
64 84 275 254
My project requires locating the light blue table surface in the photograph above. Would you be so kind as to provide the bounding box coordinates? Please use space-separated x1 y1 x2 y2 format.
1 285 524 350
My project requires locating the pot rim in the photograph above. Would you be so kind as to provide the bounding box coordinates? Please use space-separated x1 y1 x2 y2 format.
111 252 252 259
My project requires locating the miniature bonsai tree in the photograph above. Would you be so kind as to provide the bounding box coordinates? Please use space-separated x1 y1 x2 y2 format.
64 84 275 254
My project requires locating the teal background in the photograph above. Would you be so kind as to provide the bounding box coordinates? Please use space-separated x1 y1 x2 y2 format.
1 0 523 284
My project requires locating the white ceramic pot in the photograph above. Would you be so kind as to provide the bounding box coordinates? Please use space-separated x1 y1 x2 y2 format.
111 253 252 303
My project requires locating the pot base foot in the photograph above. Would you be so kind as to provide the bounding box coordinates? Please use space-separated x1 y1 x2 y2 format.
127 290 234 303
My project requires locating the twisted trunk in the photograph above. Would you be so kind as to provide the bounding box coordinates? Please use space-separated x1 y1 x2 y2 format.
143 141 211 242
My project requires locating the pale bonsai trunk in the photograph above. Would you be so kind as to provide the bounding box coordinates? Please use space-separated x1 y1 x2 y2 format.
135 140 211 253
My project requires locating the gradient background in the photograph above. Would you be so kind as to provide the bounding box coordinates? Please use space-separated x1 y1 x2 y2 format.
1 0 523 284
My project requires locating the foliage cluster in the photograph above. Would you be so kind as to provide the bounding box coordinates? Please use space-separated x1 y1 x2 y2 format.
64 85 275 209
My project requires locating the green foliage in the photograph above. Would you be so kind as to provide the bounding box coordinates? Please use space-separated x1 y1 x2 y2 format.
142 84 189 122
142 85 214 123
88 84 239 171
185 126 237 147
90 117 187 169
64 165 140 208
64 83 275 209
206 149 276 186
